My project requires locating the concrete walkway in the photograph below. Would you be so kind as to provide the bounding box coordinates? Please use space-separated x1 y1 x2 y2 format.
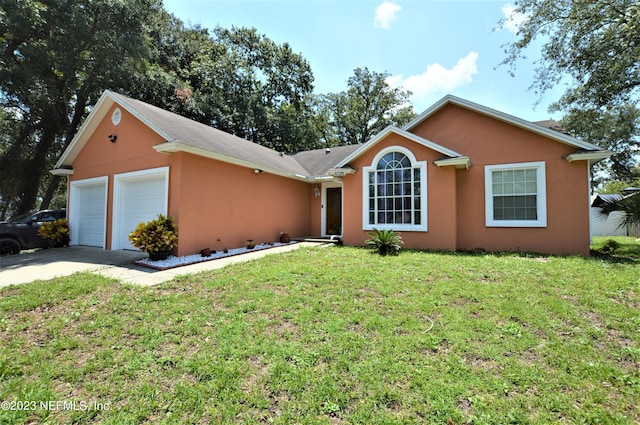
0 242 324 288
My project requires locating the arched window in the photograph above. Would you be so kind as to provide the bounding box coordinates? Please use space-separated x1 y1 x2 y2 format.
362 147 427 231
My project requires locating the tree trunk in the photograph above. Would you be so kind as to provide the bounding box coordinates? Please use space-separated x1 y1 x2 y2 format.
39 175 61 210
15 126 58 214
40 93 89 210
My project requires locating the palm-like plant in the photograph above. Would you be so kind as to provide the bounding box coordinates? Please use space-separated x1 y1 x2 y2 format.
598 192 640 229
366 228 403 256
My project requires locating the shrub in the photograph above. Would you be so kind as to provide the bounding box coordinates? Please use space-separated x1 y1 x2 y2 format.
365 228 403 256
38 219 70 246
601 239 621 253
128 214 178 260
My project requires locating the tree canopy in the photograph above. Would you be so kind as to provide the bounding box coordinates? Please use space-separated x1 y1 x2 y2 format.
311 68 415 147
500 0 640 188
0 0 161 216
0 1 417 218
500 0 640 111
561 105 640 184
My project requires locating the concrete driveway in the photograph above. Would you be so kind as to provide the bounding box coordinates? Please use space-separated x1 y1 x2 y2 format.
0 247 147 288
0 242 323 288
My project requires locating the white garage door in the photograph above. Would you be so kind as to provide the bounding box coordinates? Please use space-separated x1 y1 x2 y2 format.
70 177 107 248
113 167 169 250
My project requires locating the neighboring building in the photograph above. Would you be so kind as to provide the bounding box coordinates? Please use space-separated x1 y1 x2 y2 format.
591 189 640 237
53 91 611 256
590 194 627 236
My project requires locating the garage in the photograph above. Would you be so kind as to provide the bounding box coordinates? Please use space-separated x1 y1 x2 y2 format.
112 167 169 250
69 177 108 248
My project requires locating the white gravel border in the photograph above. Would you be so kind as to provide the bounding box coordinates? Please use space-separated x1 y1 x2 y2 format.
135 242 297 270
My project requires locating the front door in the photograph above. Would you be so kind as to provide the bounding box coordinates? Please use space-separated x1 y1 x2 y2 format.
325 187 342 235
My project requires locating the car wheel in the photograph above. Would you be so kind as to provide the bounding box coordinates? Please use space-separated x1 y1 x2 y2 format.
0 238 21 255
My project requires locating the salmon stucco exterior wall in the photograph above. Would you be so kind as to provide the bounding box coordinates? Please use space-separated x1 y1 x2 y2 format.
69 104 314 256
69 105 173 250
341 132 459 251
411 104 591 255
340 104 593 256
171 152 312 256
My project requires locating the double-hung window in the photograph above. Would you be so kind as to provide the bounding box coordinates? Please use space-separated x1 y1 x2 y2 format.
363 147 427 231
485 161 547 227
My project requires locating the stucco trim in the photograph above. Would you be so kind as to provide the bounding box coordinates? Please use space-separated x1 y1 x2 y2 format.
565 150 612 164
328 167 357 177
335 126 465 169
404 95 604 152
51 168 74 176
433 156 471 169
153 141 311 182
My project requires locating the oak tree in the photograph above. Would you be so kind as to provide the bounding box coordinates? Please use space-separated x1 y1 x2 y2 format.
0 0 161 214
312 68 415 146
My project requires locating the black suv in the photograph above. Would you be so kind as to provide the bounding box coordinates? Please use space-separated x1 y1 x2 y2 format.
0 209 67 255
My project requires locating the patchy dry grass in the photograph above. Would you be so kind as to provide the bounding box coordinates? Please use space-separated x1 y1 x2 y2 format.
1 246 639 424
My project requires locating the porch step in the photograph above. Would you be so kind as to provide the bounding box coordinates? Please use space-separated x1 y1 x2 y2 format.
295 236 342 244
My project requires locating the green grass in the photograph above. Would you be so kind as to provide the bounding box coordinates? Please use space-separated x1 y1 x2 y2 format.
591 236 640 260
1 245 639 424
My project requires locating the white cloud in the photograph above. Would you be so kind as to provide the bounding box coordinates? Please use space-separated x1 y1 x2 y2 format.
374 2 402 30
387 51 479 102
501 4 527 34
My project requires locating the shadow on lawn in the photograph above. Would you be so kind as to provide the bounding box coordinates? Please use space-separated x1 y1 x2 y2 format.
589 249 640 264
352 242 640 265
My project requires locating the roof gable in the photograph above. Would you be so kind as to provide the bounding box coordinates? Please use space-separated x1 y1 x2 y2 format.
404 95 604 152
334 126 467 168
55 91 310 180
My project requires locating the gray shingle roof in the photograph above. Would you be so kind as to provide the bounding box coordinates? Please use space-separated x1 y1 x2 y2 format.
533 119 570 135
110 92 312 178
292 145 362 176
591 194 623 207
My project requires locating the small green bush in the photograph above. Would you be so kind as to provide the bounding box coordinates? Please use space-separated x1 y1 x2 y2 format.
38 219 70 246
128 214 178 260
601 239 621 253
365 228 403 256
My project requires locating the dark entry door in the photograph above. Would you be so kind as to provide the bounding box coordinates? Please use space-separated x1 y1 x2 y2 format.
326 187 342 235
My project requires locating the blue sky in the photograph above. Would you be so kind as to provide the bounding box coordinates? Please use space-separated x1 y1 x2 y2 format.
162 0 561 122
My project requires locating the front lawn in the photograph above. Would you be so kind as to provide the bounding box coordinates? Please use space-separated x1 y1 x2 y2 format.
591 235 640 260
1 246 638 424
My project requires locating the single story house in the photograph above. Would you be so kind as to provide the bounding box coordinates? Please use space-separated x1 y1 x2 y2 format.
53 90 611 256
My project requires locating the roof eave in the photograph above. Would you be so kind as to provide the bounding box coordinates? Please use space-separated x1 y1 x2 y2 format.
51 168 74 176
433 156 471 170
154 141 311 182
54 91 114 169
335 126 465 168
327 167 357 177
565 150 612 165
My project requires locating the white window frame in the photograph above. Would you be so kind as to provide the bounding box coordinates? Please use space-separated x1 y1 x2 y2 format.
485 161 547 227
362 146 427 232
